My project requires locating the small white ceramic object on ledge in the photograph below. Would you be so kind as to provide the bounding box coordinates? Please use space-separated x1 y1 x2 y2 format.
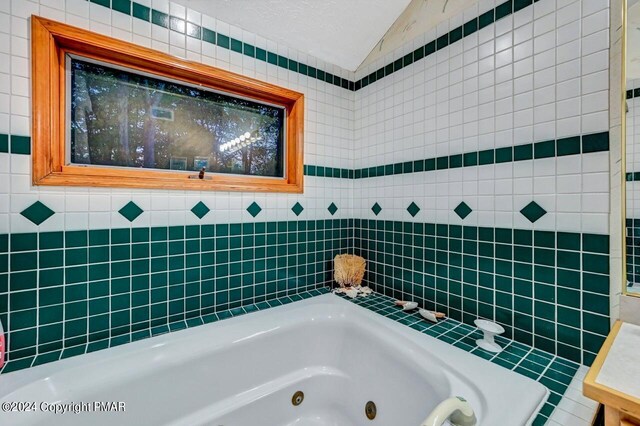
402 301 418 311
394 300 418 311
474 319 505 353
419 309 438 323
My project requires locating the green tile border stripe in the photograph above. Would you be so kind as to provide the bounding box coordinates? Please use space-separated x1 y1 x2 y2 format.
341 292 580 426
1 288 580 426
305 132 609 179
304 164 354 179
626 171 640 181
91 0 538 92
354 0 536 90
94 0 354 91
0 287 330 374
627 88 640 100
2 131 609 183
0 135 30 155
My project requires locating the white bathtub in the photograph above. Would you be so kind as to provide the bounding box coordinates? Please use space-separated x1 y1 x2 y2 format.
0 294 548 425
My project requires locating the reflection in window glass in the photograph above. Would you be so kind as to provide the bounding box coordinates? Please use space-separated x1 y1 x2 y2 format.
69 57 285 177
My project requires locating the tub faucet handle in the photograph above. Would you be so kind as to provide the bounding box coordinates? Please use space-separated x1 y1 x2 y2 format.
420 396 477 426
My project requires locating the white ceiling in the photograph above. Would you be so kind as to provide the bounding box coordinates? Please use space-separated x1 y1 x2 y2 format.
172 0 412 71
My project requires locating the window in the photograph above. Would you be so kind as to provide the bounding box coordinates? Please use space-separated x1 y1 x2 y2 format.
32 16 304 192
69 58 286 177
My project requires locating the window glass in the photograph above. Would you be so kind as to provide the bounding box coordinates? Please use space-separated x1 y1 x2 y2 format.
69 57 285 177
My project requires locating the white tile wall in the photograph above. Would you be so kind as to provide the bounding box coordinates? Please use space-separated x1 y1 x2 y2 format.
0 1 615 420
626 81 640 219
353 0 610 235
0 0 356 235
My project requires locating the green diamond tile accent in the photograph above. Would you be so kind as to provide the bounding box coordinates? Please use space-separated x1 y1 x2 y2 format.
190 202 210 219
246 202 262 218
20 201 54 225
371 202 382 216
327 203 338 216
291 202 304 216
520 201 547 223
118 201 144 222
454 202 473 219
407 202 420 217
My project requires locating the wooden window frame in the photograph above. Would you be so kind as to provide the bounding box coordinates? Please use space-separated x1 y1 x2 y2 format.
31 16 304 193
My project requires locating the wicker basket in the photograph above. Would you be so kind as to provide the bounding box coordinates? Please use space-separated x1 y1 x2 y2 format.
334 254 366 287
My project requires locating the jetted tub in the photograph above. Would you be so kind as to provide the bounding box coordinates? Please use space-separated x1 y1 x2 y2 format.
0 294 548 425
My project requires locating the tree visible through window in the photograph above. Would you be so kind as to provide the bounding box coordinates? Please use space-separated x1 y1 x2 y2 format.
69 58 285 177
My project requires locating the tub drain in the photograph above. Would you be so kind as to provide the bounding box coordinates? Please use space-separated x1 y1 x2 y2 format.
292 391 304 406
365 401 377 420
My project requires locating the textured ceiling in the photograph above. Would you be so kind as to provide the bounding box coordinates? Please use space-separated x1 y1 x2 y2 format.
173 0 412 71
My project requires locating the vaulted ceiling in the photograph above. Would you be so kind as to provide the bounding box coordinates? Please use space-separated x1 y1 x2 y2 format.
173 0 413 71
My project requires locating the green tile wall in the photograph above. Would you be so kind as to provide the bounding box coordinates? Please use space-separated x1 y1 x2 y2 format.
626 218 640 285
2 216 609 369
352 219 610 365
1 288 330 374
0 219 351 366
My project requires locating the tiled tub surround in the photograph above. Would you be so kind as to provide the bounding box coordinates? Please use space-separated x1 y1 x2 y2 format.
0 0 612 399
353 220 609 366
0 287 330 373
0 287 593 425
351 0 612 370
0 294 556 425
0 219 351 364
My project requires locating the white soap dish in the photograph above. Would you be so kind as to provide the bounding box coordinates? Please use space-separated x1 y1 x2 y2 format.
474 319 505 353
